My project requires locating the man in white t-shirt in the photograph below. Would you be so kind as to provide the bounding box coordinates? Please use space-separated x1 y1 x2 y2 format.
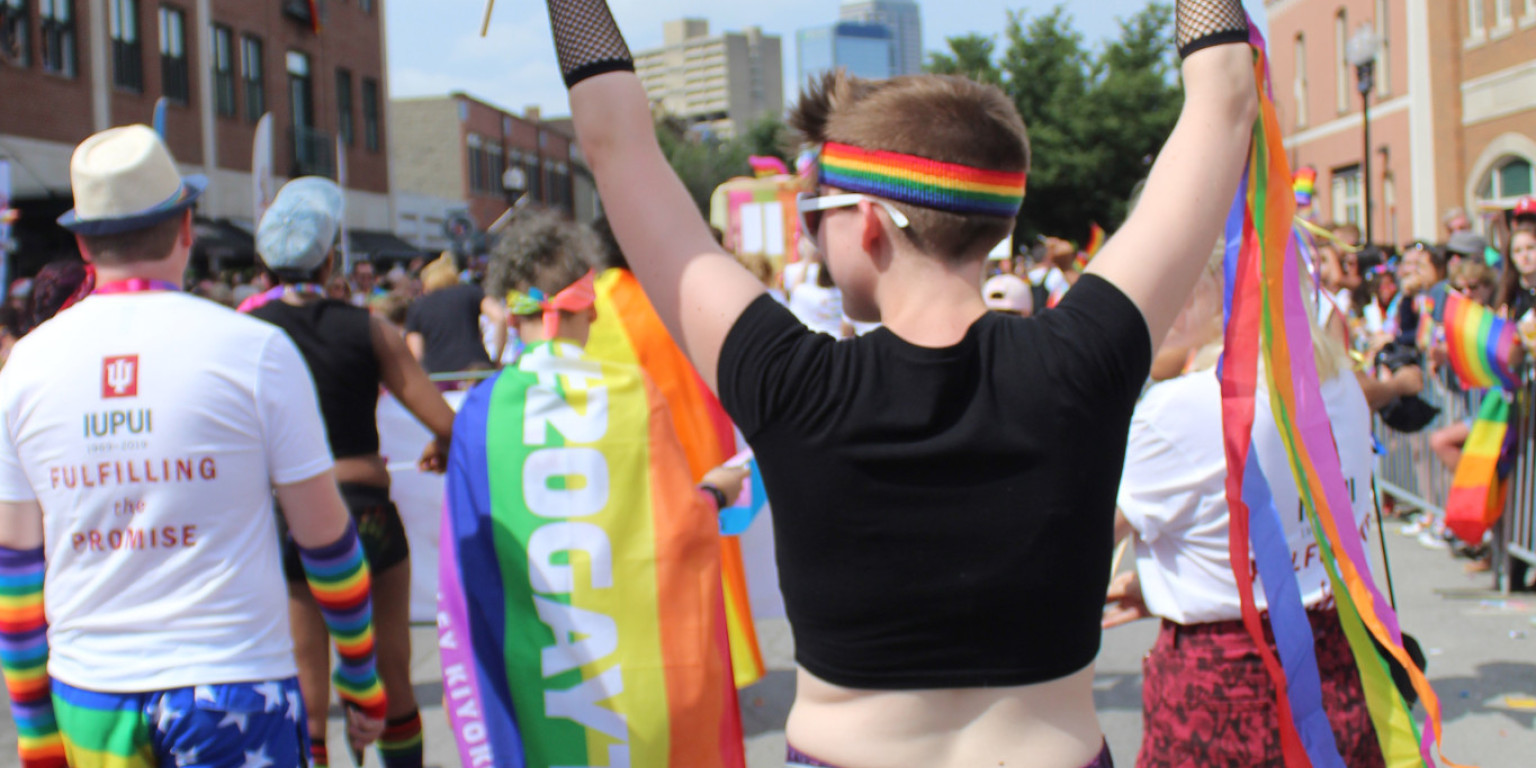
0 126 385 768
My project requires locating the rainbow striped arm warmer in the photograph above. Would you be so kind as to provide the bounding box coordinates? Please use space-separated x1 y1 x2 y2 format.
0 547 65 768
298 522 388 720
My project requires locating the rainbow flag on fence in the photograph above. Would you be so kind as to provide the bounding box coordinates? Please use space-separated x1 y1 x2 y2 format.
438 341 746 768
1445 291 1520 391
587 268 767 688
1445 395 1517 546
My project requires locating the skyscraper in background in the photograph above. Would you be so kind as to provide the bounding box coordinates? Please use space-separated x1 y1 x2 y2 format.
839 0 923 76
797 22 894 87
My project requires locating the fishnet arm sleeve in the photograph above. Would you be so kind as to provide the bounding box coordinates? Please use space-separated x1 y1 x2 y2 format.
546 0 634 89
1176 0 1251 59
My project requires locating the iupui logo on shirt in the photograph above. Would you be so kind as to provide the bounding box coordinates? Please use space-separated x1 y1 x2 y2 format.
102 355 139 399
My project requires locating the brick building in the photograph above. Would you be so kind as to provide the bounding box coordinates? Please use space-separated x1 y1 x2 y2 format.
390 93 595 253
0 0 403 272
1267 0 1536 246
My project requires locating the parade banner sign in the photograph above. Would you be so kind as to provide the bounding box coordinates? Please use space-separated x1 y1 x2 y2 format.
439 341 745 768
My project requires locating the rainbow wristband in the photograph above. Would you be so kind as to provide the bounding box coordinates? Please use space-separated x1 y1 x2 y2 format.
0 547 65 768
298 522 388 721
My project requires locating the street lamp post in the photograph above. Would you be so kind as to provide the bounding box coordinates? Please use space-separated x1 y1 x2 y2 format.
1348 25 1379 247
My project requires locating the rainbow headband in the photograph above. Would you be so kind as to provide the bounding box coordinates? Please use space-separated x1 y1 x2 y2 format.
508 270 597 341
818 142 1026 218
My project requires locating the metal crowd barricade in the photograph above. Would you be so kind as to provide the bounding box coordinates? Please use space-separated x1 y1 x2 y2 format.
1374 368 1536 593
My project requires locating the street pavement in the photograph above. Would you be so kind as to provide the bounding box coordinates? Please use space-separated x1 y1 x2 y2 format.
1 526 1532 766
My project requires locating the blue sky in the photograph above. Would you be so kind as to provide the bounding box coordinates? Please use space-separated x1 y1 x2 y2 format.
385 0 1171 118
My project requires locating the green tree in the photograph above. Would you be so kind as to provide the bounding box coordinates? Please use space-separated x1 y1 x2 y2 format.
657 113 794 213
924 3 1181 248
925 33 1003 87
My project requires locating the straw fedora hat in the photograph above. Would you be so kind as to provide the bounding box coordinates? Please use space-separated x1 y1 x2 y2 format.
57 125 206 236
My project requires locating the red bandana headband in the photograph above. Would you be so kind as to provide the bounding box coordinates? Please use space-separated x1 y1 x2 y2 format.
508 270 597 341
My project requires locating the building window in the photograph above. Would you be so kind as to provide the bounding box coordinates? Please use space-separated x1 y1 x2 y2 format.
1332 165 1362 227
1494 0 1512 25
336 68 353 145
487 146 502 194
1468 0 1486 38
158 5 187 103
1478 157 1535 203
109 0 141 90
2 0 31 66
241 35 264 122
359 0 373 12
39 0 76 77
1293 34 1308 128
212 24 235 116
1375 0 1391 96
362 77 380 152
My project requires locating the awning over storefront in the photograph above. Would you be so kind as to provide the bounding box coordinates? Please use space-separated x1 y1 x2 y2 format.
349 230 430 263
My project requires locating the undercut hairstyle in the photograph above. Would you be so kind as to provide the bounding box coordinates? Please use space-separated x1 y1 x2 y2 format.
77 213 185 265
791 71 1030 262
487 209 601 303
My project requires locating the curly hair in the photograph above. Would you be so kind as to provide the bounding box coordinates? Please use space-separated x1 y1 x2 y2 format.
486 209 602 302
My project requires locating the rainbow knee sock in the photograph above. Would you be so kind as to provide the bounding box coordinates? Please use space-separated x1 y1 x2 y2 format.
379 710 423 768
297 521 388 721
310 740 328 768
0 546 65 768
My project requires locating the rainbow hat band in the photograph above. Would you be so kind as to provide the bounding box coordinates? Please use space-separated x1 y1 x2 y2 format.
818 142 1027 218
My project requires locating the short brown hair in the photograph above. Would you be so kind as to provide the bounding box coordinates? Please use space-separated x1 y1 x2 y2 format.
77 213 185 264
791 71 1030 261
487 209 600 302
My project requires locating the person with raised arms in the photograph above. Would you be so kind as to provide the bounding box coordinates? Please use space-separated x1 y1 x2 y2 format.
536 1 1258 765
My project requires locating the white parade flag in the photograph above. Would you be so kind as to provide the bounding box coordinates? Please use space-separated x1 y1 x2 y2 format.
252 113 274 227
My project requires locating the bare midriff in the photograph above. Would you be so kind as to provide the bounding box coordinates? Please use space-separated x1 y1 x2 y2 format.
787 663 1103 768
334 454 390 489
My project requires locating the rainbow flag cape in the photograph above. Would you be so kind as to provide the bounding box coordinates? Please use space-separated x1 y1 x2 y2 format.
438 341 746 768
1445 395 1516 546
587 268 766 688
1445 291 1520 391
1220 12 1465 768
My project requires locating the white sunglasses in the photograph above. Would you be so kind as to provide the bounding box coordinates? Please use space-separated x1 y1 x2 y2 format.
796 192 911 238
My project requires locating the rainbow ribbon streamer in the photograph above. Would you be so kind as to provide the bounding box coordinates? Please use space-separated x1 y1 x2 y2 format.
587 268 767 688
1077 223 1107 270
1445 291 1520 391
1221 14 1464 768
438 340 746 768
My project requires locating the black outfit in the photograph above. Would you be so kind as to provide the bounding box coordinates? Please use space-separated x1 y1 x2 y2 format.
251 298 382 457
251 298 411 579
404 284 493 374
718 275 1152 690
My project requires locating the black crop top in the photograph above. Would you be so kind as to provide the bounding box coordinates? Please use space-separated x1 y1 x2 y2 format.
251 299 382 459
718 275 1151 690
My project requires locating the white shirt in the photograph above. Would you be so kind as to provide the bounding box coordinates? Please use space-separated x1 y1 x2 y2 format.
0 292 334 692
1118 369 1375 624
788 282 846 338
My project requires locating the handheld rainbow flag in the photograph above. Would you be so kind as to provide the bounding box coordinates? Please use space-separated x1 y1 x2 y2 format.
586 268 767 688
1294 166 1317 207
1445 394 1516 546
438 341 746 768
1076 223 1107 270
1221 10 1464 768
1445 291 1520 391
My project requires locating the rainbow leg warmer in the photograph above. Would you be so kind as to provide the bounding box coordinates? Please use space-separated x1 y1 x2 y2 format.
310 741 329 768
0 546 65 768
297 521 388 721
379 710 423 768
